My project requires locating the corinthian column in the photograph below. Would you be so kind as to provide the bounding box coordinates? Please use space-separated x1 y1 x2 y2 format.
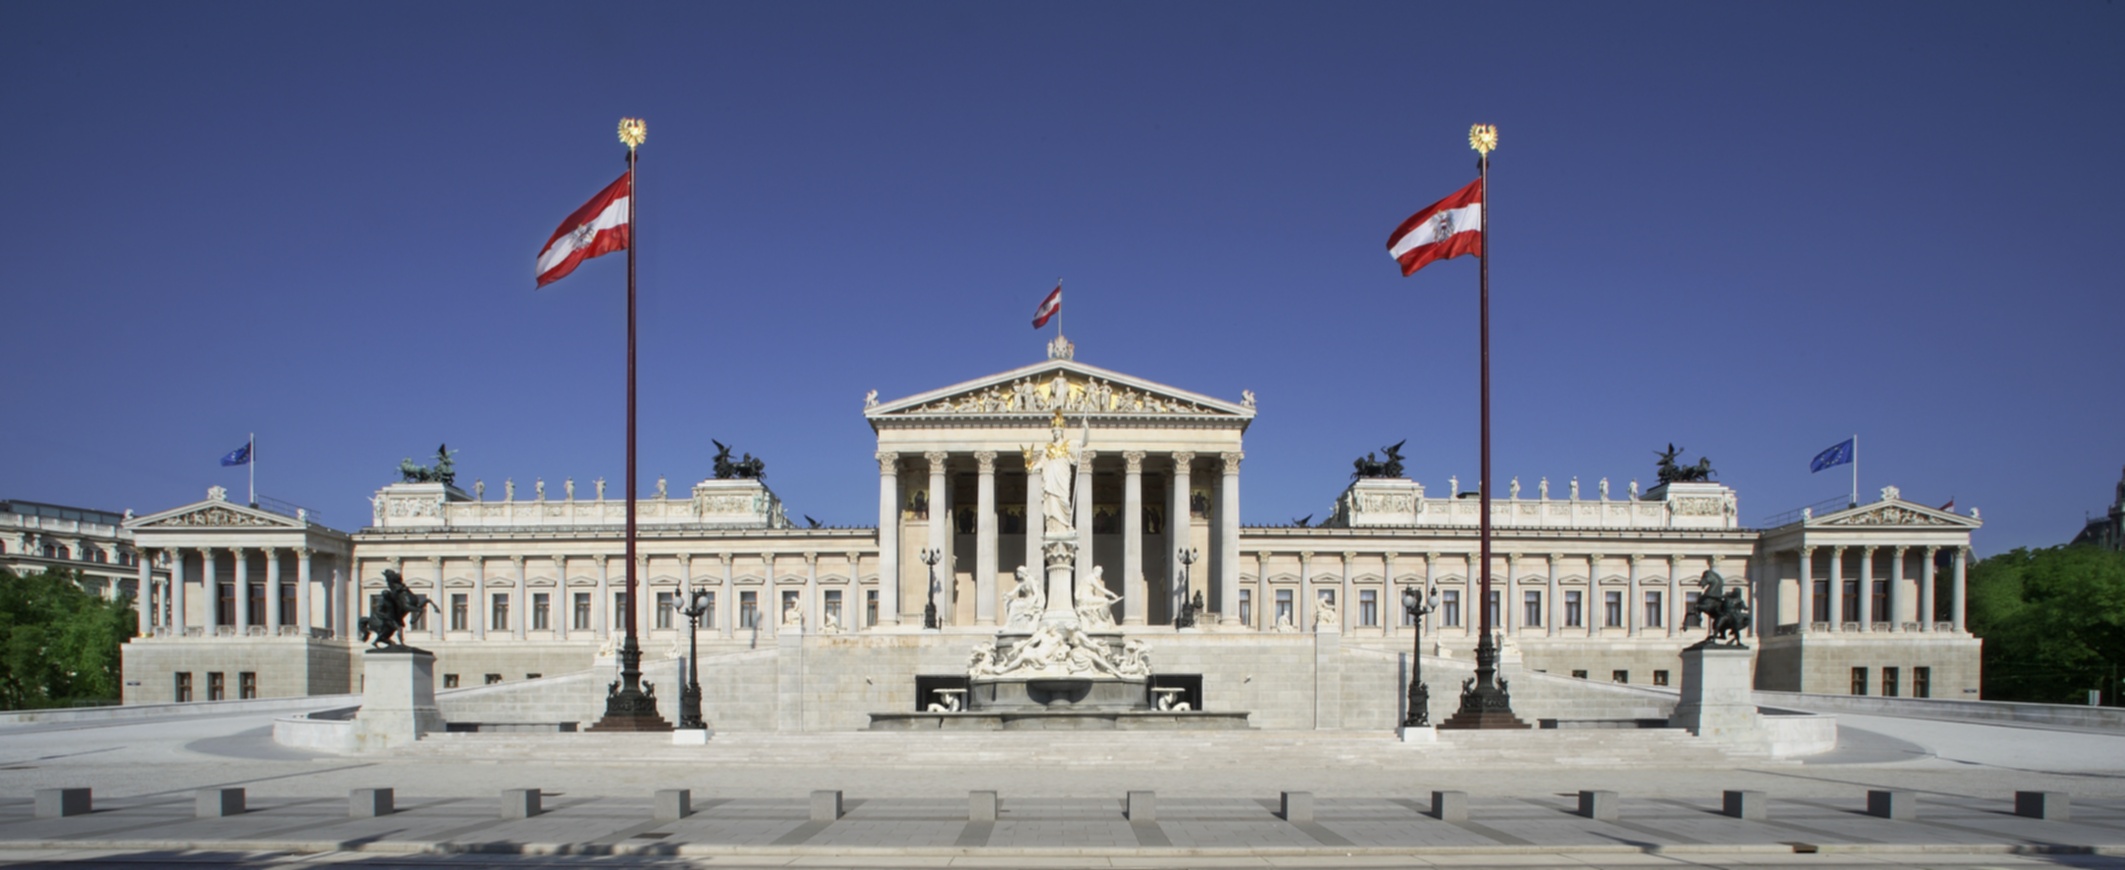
1218 451 1242 625
232 548 249 632
875 452 900 627
1168 452 1194 622
1123 451 1145 626
975 452 998 626
1076 449 1098 592
925 451 952 623
295 548 314 635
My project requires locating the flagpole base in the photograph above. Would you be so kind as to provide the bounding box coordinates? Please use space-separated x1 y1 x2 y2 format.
1435 632 1529 731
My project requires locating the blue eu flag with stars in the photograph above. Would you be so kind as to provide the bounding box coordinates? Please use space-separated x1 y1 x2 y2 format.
220 442 252 467
1810 438 1853 473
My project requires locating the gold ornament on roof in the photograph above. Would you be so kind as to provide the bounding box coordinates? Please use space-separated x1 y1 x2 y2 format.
1468 123 1498 155
618 117 647 150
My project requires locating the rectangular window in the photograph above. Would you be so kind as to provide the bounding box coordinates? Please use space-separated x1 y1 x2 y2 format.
526 673 542 680
825 589 843 628
1842 580 1860 625
450 593 468 631
613 592 631 629
656 591 676 630
491 593 510 631
1571 669 1588 679
1237 588 1251 626
532 593 550 630
1685 591 1701 624
1565 590 1583 628
1914 666 1931 699
207 672 225 701
1274 589 1294 627
1653 669 1670 687
1851 666 1869 696
1882 666 1900 697
1359 589 1377 627
443 673 460 689
280 583 296 627
740 591 758 628
1644 591 1664 628
865 590 878 627
1871 580 1889 625
1603 591 1622 627
1441 590 1461 627
1523 591 1542 628
1812 579 1831 623
1611 670 1628 684
174 672 192 702
238 672 257 700
573 593 591 630
485 674 503 685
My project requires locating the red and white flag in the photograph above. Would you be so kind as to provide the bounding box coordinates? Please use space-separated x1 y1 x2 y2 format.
1386 178 1483 276
1031 283 1062 328
536 172 631 287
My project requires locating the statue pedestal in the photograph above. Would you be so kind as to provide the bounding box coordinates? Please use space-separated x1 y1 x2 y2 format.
354 649 444 751
1667 644 1762 740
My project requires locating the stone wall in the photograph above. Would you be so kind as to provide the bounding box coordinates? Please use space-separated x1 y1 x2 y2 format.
122 637 353 703
1755 633 1981 697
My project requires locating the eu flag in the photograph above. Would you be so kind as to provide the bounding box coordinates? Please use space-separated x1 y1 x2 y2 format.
220 442 252 467
1810 438 1853 473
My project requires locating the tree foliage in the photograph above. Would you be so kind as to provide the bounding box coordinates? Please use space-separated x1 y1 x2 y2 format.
1967 545 2125 704
0 568 136 709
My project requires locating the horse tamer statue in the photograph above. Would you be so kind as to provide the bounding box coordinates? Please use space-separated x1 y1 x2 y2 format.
1682 568 1751 647
358 568 440 651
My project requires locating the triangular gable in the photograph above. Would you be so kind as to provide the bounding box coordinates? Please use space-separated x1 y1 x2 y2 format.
129 489 306 530
1813 496 1978 528
867 359 1254 426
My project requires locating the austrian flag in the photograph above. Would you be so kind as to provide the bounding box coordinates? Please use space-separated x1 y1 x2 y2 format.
1386 178 1483 276
1031 283 1062 328
536 172 631 287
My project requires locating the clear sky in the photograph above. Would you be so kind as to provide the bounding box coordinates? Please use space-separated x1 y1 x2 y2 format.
3 2 2119 555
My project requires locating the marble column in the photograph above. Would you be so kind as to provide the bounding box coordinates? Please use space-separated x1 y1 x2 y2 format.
1122 451 1145 626
1951 547 1968 632
1339 551 1355 632
760 553 778 638
1665 556 1681 638
296 548 313 635
1826 546 1844 631
471 556 487 640
925 451 952 622
595 555 612 641
1502 554 1517 635
511 556 527 641
202 548 221 633
1856 546 1874 631
1075 450 1097 592
233 548 250 632
875 452 900 627
1797 547 1814 632
1587 553 1604 635
1218 452 1242 624
1888 546 1905 631
1916 546 1934 631
1254 551 1271 630
719 554 735 638
429 557 445 641
262 548 281 631
1298 552 1313 629
1545 553 1561 637
975 452 998 626
1384 552 1400 637
1022 464 1040 592
1627 554 1641 637
805 552 820 629
135 549 153 635
169 548 188 633
1168 452 1194 622
553 556 570 641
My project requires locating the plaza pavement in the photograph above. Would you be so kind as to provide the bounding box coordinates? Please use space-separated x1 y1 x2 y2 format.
0 700 2121 868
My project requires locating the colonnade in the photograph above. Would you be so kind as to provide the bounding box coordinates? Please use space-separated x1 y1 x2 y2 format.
141 545 340 639
1783 544 1969 634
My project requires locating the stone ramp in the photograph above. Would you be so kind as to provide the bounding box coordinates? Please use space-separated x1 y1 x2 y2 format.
393 726 1766 768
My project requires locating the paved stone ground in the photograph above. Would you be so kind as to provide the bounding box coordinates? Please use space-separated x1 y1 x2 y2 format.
0 701 2121 868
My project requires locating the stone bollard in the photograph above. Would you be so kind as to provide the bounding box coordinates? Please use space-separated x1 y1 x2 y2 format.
2015 791 2069 821
501 788 541 819
969 791 997 822
810 790 842 822
34 788 91 818
1126 791 1156 822
350 788 394 818
197 788 245 818
654 789 691 821
1578 790 1618 821
1722 790 1766 820
1431 790 1468 822
1280 791 1314 825
1866 789 1914 820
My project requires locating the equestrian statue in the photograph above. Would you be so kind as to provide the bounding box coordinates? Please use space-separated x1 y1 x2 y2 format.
358 568 441 652
1682 568 1751 647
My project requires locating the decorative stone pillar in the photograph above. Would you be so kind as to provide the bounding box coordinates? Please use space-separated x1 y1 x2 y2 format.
875 452 900 627
925 451 952 622
1383 552 1399 637
1546 553 1561 638
169 548 188 633
262 547 281 630
296 548 314 635
1888 546 1906 631
1340 551 1355 633
1502 554 1518 635
1951 547 1968 632
232 547 250 632
1422 552 1439 636
135 549 153 635
1298 551 1314 629
553 555 571 641
429 556 445 641
1627 554 1642 637
719 553 735 638
1916 546 1934 631
1075 449 1098 592
1665 555 1681 638
1022 462 1040 594
470 556 486 640
202 548 223 632
1122 451 1145 626
975 452 998 626
598 554 618 641
760 553 778 638
1797 547 1814 633
1218 452 1242 624
1856 546 1874 632
510 556 527 641
1255 551 1272 630
1168 452 1194 622
1826 546 1844 631
804 552 820 629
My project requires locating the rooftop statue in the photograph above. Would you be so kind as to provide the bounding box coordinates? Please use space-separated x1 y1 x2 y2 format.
1351 440 1408 479
398 443 459 486
1654 443 1716 484
711 440 766 480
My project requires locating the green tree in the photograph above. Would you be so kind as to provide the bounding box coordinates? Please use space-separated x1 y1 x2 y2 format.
1967 545 2125 704
0 567 137 709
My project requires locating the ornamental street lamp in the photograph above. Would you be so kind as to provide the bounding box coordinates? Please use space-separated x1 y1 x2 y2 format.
1174 547 1201 628
1401 579 1440 727
678 589 711 730
919 548 943 630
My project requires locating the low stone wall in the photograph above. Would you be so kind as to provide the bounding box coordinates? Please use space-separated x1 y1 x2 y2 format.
1759 711 1838 757
271 707 359 753
0 693 357 726
1754 690 2125 730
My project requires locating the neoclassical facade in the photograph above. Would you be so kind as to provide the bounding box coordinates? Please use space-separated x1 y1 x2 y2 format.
119 346 1984 708
2 499 159 602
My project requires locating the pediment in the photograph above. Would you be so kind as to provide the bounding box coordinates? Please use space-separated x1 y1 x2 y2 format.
129 492 306 531
866 359 1254 426
1815 500 1977 528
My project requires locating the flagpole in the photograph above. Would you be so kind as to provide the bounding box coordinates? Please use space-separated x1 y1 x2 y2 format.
1851 433 1859 507
1056 277 1064 343
248 433 256 507
594 116 668 731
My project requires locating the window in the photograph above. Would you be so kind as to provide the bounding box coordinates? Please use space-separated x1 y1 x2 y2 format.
450 593 468 631
1871 580 1889 625
1486 591 1501 629
1358 589 1377 627
1841 580 1860 625
532 593 550 630
443 674 460 689
491 593 510 631
525 673 542 680
1851 667 1869 696
1603 591 1622 627
1237 588 1251 625
1441 589 1461 627
1274 589 1294 626
1914 667 1931 699
1685 591 1701 625
573 592 591 630
1564 590 1583 628
1522 591 1542 628
279 583 296 626
613 592 631 629
1643 591 1663 628
1611 670 1628 684
174 672 193 702
238 672 257 700
1653 670 1670 687
1812 579 1831 623
207 672 225 701
740 591 758 628
656 591 676 630
865 590 878 627
825 590 843 627
1571 669 1588 679
1882 666 1900 697
219 582 236 627
485 674 503 685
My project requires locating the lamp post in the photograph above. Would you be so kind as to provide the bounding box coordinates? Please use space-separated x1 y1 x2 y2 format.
919 548 942 630
677 589 710 730
1174 547 1200 628
1402 579 1440 727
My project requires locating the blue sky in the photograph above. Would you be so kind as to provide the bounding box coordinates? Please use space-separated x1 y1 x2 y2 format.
2 2 2118 555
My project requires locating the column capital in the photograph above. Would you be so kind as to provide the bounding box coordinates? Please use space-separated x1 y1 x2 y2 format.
1171 450 1196 467
1080 448 1099 462
974 451 996 472
468 554 485 565
1341 550 1357 561
1629 553 1643 565
1588 552 1605 562
876 452 899 474
1123 450 1145 472
1830 544 1846 555
1256 551 1273 562
803 551 818 564
1801 545 1817 556
1549 552 1564 563
719 553 734 567
429 554 444 565
1425 550 1440 561
508 554 526 566
1220 452 1243 472
227 545 245 555
1299 550 1314 563
924 450 949 467
593 554 608 567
